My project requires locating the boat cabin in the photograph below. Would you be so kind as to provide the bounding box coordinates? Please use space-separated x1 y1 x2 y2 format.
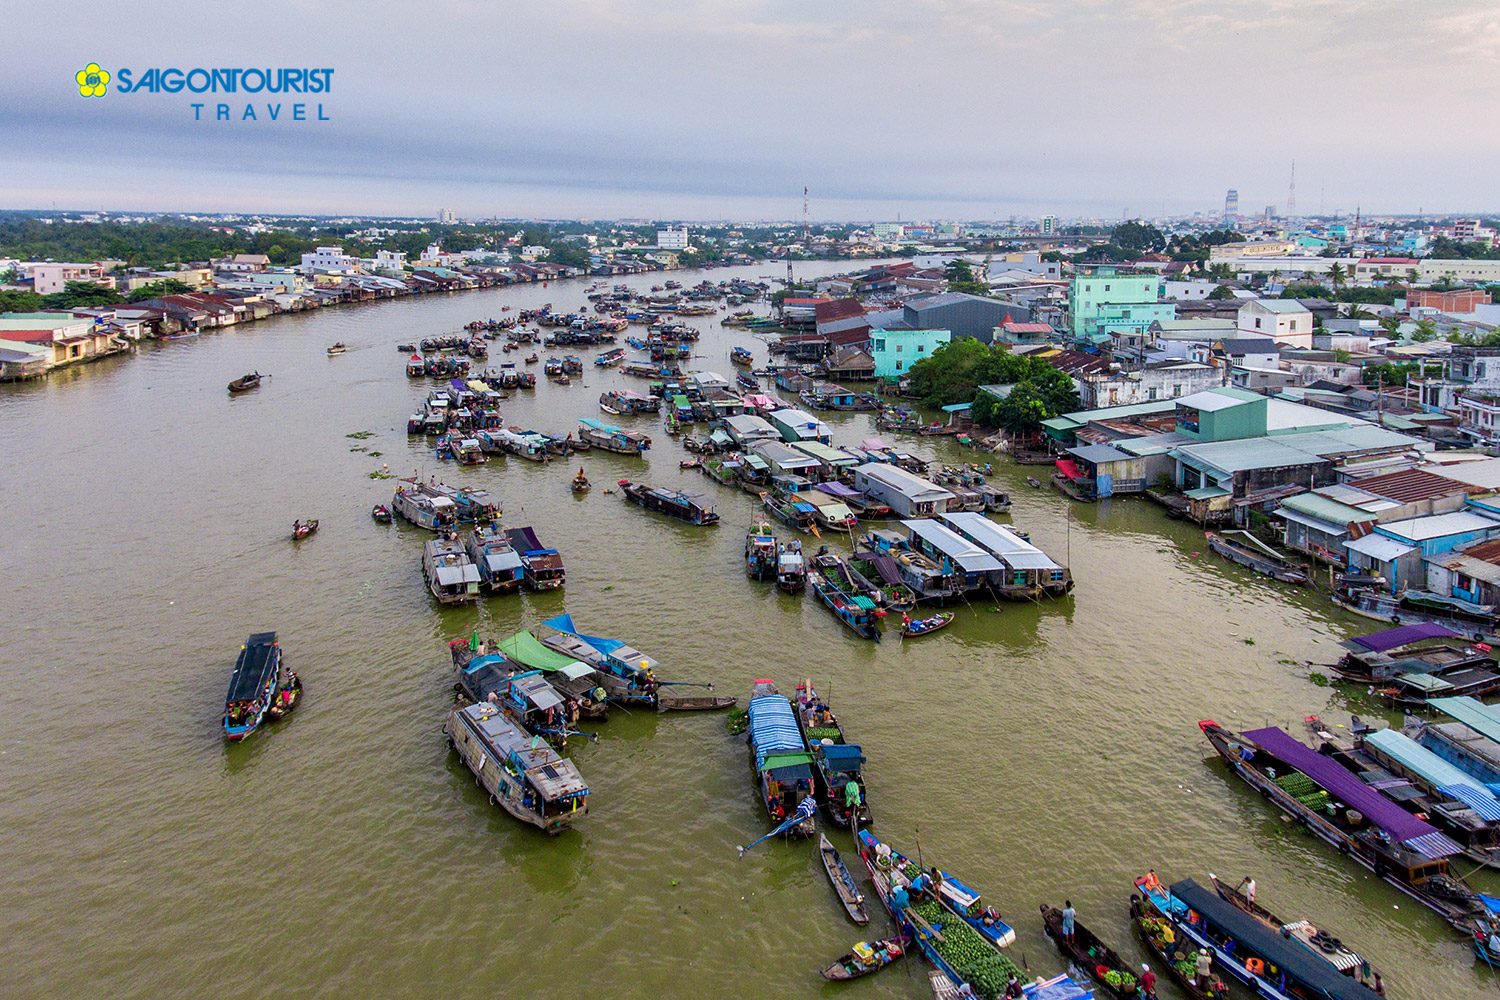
753 442 825 480
464 524 524 593
901 518 1004 593
578 417 650 454
747 682 817 832
445 702 588 834
223 632 283 740
504 525 565 590
768 407 833 445
854 463 954 518
940 511 1072 599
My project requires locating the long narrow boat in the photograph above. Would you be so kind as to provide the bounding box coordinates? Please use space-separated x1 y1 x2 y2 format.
1199 719 1491 932
1130 903 1214 1000
618 480 719 524
795 680 872 827
444 702 588 835
820 833 870 924
223 632 285 741
901 611 954 638
745 520 778 582
809 552 882 641
227 371 262 392
1136 876 1381 1000
819 936 908 981
540 613 736 712
1205 530 1309 585
776 539 806 593
1207 874 1384 992
745 680 818 838
858 830 1017 949
1041 904 1138 1000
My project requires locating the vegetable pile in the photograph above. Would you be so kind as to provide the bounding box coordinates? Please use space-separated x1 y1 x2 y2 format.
805 726 842 742
910 900 1021 1000
1274 772 1330 810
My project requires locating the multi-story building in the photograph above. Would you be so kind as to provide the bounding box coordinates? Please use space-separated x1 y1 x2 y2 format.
1067 266 1158 341
1237 299 1313 347
1040 215 1057 236
1458 393 1500 447
300 246 356 272
28 262 109 295
1224 189 1238 221
870 327 950 379
656 228 689 250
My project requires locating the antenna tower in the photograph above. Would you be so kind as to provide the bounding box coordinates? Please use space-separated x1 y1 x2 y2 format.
802 186 809 243
1286 160 1296 217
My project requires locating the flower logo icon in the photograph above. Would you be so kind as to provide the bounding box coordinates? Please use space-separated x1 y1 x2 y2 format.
76 63 110 98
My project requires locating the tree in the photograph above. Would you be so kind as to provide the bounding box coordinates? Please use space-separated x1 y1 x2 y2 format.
126 278 192 301
1342 304 1373 321
1207 262 1234 282
1328 263 1346 290
1411 319 1438 342
41 281 122 308
1109 221 1166 253
0 289 43 312
1377 315 1402 338
944 259 975 284
1207 284 1236 301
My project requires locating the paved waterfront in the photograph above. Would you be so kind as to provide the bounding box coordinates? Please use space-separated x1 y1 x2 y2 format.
2 262 1491 999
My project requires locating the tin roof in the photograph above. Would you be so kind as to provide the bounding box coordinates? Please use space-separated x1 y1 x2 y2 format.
1352 468 1471 503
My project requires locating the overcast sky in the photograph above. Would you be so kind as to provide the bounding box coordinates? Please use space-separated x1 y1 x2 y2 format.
1 1 1496 221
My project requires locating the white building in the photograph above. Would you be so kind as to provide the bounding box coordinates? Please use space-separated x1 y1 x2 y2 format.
1460 394 1500 446
28 262 108 295
217 254 271 273
1162 280 1220 301
300 246 357 272
656 228 689 251
437 208 456 224
1238 299 1312 347
371 250 408 275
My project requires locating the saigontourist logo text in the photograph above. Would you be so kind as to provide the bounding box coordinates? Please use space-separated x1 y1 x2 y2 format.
72 63 335 120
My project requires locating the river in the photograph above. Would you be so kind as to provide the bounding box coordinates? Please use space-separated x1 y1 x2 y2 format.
0 260 1490 999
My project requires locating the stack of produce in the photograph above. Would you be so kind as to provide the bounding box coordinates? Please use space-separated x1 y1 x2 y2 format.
1274 772 1329 811
910 900 1022 1000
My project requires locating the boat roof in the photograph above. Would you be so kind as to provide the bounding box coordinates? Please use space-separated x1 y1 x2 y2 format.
504 525 546 554
483 549 524 573
747 693 806 769
901 519 1004 573
940 511 1061 571
557 662 597 682
459 654 511 701
1363 728 1500 821
458 703 587 800
1343 622 1461 653
226 633 278 704
541 614 657 673
435 563 480 586
511 672 565 712
1244 726 1462 857
790 441 857 463
1431 696 1500 747
578 417 627 434
1167 879 1384 1000
857 462 954 502
816 481 860 498
497 629 579 672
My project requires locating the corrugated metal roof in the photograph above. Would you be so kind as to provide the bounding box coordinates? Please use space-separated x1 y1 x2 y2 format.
1344 533 1416 561
901 518 1004 573
1377 510 1500 542
1279 492 1373 526
1352 468 1471 503
1363 728 1500 815
1068 443 1134 464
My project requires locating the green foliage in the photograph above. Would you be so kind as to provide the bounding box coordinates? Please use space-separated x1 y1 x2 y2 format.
0 289 44 312
1361 362 1418 388
125 278 193 301
907 338 1078 433
1110 221 1166 252
42 281 122 308
1428 235 1500 260
1411 319 1438 342
1207 284 1236 300
944 259 976 283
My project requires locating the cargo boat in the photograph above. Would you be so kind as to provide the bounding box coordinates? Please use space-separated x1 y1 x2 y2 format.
444 702 588 834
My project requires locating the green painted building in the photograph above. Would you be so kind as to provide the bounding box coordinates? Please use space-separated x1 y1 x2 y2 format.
870 327 950 379
1067 265 1160 340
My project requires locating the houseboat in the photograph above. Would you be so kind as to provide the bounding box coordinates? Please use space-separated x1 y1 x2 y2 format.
540 613 735 713
777 539 807 592
423 537 480 604
940 511 1074 599
1199 720 1491 931
746 680 819 836
1332 624 1500 704
455 437 486 465
762 491 819 534
595 348 626 367
463 523 525 594
578 418 650 455
745 521 779 582
599 389 658 415
504 525 566 590
392 479 457 530
730 346 754 366
223 632 287 741
482 631 609 719
618 481 720 525
859 528 962 604
1411 696 1500 788
444 701 588 834
417 481 500 523
853 463 954 519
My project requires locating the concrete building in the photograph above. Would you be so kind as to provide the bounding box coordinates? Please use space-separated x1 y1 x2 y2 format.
28 262 108 295
656 228 689 251
1074 359 1219 409
900 292 1028 346
1458 394 1500 447
1238 299 1313 347
1068 266 1158 341
300 246 357 272
870 326 950 379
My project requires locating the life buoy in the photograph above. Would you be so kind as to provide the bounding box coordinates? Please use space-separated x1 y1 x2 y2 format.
1245 957 1265 976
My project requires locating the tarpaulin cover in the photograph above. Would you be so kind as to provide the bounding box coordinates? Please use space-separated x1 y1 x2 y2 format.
1363 728 1500 820
1168 879 1384 1000
1245 726 1460 855
1054 459 1083 481
747 694 805 769
1348 622 1460 652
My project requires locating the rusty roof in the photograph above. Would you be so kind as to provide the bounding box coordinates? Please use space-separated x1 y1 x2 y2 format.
1349 467 1471 503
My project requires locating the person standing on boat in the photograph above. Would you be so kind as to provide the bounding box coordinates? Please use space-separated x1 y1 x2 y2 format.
1195 948 1212 991
843 779 861 820
1061 900 1076 945
1139 965 1157 1000
1244 876 1256 904
1003 974 1022 999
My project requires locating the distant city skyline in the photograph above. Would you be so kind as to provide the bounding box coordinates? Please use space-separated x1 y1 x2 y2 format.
2 1 1496 220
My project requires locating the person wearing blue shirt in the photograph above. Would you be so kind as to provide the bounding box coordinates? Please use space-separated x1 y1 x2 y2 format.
1061 900 1076 945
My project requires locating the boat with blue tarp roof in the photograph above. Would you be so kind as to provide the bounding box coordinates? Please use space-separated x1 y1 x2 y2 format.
745 680 817 836
793 679 872 827
443 701 588 834
463 523 524 594
540 614 735 712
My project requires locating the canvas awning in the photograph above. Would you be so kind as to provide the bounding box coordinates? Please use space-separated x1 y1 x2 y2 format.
1345 622 1460 652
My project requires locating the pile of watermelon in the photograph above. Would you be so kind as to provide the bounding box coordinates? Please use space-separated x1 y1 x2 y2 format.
910 901 1022 1000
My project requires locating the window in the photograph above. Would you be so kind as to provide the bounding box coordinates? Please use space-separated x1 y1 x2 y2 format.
873 339 885 352
917 344 925 352
1148 388 1158 400
895 361 903 371
1173 384 1183 397
895 344 902 353
1254 318 1262 329
1104 284 1111 292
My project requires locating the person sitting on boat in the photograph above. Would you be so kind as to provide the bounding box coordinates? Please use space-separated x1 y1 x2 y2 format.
1129 893 1144 920
979 905 1002 927
910 870 933 898
771 800 786 821
1141 870 1162 892
890 884 910 911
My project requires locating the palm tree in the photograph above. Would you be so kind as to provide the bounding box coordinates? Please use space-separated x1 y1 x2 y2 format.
1328 262 1346 290
1343 304 1374 321
1406 268 1420 287
1378 315 1402 338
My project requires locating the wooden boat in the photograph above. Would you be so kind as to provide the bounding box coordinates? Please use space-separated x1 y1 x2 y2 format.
1205 530 1309 585
858 829 1018 949
819 832 871 923
572 470 591 493
1208 874 1384 992
679 459 701 470
797 681 872 827
901 611 954 638
1199 720 1492 932
223 632 287 741
656 693 738 713
745 680 818 837
370 504 392 523
618 480 719 525
227 371 262 392
1132 909 1213 1000
745 521 778 582
1026 476 1043 488
397 343 417 352
762 491 819 535
444 701 588 834
423 536 480 604
776 539 806 593
1041 904 1137 999
326 342 346 355
820 936 909 981
809 552 883 641
291 519 318 540
265 670 301 720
